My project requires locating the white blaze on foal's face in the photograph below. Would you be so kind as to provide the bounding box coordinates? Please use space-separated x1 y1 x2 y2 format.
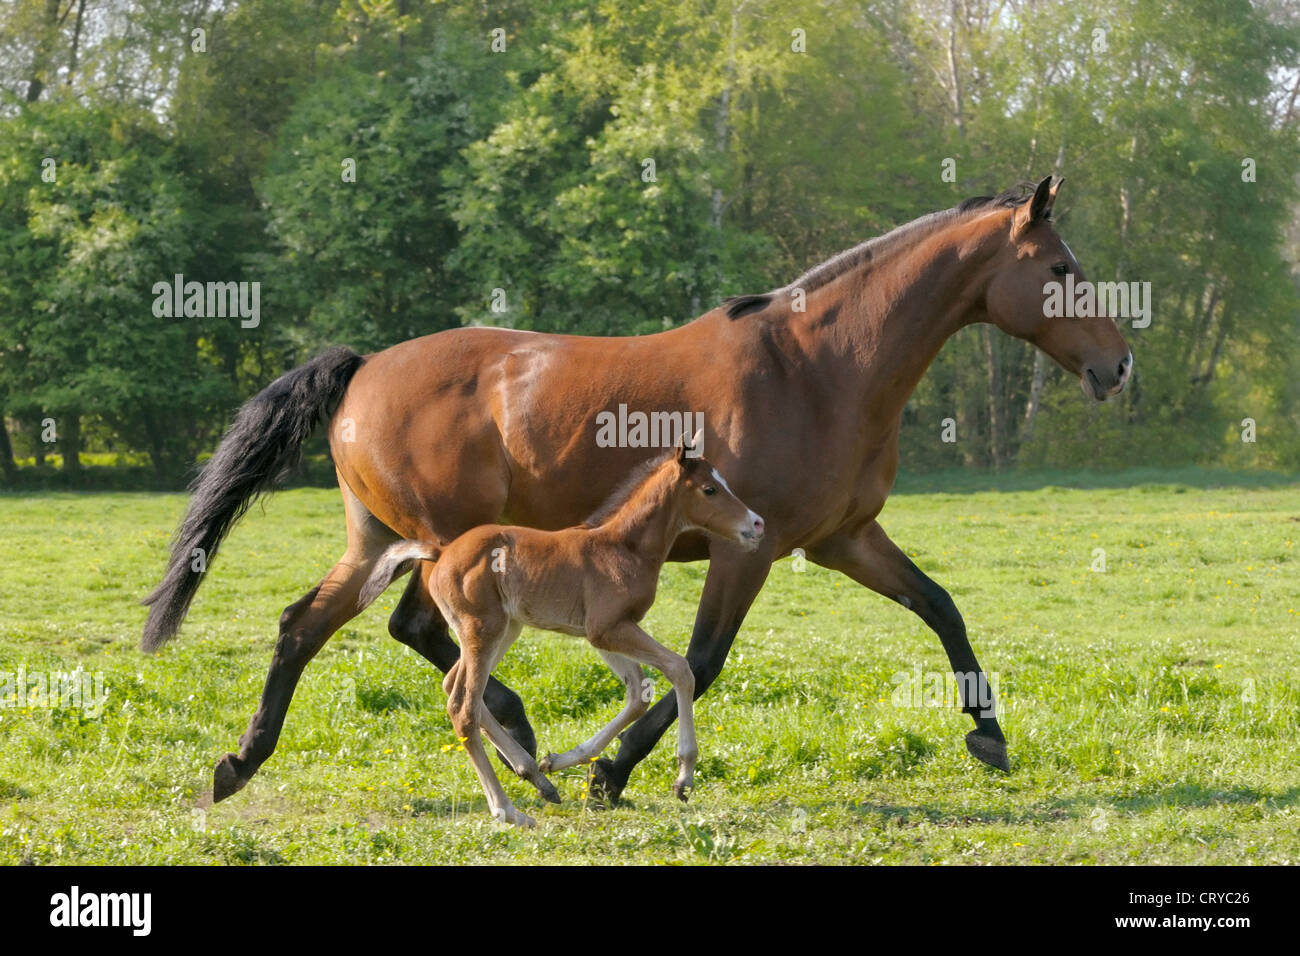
678 457 764 549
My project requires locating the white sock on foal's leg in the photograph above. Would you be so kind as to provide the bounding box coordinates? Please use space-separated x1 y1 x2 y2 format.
541 650 648 774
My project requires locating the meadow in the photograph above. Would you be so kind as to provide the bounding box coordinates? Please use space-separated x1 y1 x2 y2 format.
2 470 1299 864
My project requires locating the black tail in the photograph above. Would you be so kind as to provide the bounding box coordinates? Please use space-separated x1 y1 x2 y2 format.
140 346 364 652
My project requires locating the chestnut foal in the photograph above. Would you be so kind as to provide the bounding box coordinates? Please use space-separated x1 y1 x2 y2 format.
360 433 764 826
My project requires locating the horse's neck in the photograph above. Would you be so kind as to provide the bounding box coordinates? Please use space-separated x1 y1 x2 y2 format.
805 214 1002 423
596 475 680 564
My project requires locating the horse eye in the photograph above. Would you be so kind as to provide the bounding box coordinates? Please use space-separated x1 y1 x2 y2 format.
1050 262 1070 276
702 486 718 496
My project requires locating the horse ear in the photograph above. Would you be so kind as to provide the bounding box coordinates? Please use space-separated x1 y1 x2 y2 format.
1013 175 1057 237
677 428 703 464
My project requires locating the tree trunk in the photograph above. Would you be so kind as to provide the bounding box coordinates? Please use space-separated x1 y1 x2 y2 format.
945 0 966 137
981 326 1004 470
32 419 46 466
25 0 63 102
66 0 86 87
1187 283 1220 378
0 417 16 481
61 413 81 477
1196 305 1232 389
711 2 738 232
1020 350 1048 448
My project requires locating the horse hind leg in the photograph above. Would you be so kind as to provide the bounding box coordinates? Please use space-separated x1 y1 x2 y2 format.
388 565 538 762
211 483 397 803
473 621 560 803
445 620 534 827
540 650 648 774
479 709 559 804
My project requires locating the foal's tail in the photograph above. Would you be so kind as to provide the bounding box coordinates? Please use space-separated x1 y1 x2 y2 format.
140 346 365 652
358 540 440 610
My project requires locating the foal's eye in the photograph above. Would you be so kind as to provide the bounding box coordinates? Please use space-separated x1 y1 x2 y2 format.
702 486 718 497
1050 262 1070 276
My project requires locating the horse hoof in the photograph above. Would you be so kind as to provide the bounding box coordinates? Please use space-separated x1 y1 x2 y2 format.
537 775 562 804
965 729 1011 772
493 806 535 828
673 782 691 802
212 753 248 803
588 757 625 808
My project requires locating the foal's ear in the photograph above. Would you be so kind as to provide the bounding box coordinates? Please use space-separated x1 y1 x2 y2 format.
677 428 704 463
1013 175 1060 237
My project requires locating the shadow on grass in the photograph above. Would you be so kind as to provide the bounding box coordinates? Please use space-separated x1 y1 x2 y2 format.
841 782 1300 829
892 466 1300 496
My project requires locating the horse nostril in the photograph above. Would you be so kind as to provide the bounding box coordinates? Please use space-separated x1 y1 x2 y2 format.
753 517 765 535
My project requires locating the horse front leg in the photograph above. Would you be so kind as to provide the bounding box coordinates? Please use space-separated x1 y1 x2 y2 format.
386 564 538 761
590 550 772 805
810 519 1009 772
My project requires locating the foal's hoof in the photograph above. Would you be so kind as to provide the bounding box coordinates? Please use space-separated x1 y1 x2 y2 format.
212 753 249 803
673 780 691 802
588 757 625 808
492 806 535 829
965 729 1011 772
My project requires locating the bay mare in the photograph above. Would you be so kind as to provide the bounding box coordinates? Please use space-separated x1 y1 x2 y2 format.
143 176 1131 805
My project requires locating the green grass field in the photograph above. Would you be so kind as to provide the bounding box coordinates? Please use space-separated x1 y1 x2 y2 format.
2 471 1299 864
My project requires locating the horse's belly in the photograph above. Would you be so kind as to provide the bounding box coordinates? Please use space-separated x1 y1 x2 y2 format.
503 590 588 638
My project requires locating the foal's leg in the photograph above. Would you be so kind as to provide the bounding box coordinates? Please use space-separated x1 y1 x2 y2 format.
473 621 560 803
810 519 1009 771
388 566 537 761
591 550 771 805
478 710 559 804
541 651 648 774
594 622 697 801
444 623 533 827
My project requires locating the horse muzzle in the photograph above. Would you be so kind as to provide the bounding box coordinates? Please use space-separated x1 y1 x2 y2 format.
737 514 765 550
1082 351 1133 401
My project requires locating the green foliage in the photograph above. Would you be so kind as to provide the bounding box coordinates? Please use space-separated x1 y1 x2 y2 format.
0 100 235 479
0 0 1297 480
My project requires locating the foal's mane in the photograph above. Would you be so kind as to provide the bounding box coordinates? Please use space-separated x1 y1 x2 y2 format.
583 449 678 528
722 182 1039 319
